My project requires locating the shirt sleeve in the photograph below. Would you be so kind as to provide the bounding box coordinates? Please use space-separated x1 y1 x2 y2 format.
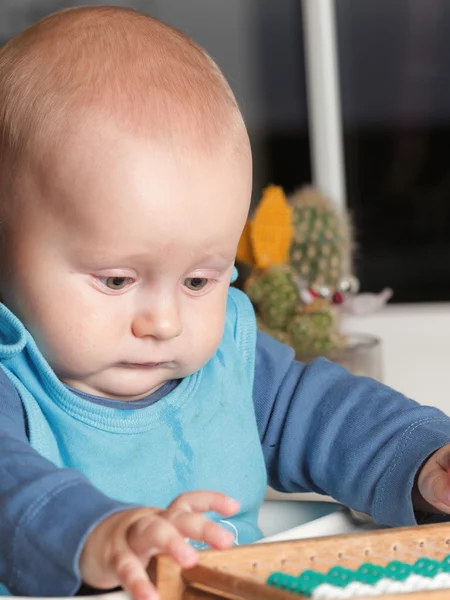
0 369 134 597
253 329 450 527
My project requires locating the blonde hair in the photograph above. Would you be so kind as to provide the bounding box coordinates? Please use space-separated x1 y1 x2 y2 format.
0 6 245 208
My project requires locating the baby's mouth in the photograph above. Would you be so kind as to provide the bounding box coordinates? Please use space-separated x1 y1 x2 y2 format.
120 361 172 369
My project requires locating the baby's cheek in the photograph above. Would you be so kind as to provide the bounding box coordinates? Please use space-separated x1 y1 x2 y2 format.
34 308 106 377
37 327 92 376
199 310 226 357
181 291 228 367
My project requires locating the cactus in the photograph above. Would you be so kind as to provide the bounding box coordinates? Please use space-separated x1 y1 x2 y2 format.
288 311 336 355
237 185 356 358
289 187 351 288
246 265 299 330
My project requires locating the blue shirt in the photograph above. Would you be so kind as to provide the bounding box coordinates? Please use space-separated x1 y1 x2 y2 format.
1 312 450 595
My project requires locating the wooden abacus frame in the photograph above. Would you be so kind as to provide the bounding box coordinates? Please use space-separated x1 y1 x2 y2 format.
155 522 450 600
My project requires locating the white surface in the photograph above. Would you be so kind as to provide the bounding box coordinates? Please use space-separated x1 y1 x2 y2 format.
258 499 342 537
343 303 450 414
261 508 380 544
302 0 346 209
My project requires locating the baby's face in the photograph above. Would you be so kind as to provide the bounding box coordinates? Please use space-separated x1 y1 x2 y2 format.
2 120 251 399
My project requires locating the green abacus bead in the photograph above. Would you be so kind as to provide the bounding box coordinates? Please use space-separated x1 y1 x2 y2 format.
441 555 450 572
356 563 385 584
267 572 295 590
290 580 305 595
326 566 354 588
287 577 302 593
266 572 280 587
297 569 323 581
415 557 439 568
296 569 325 589
294 579 318 595
294 571 326 595
282 574 298 590
266 572 283 587
384 560 411 581
413 557 441 578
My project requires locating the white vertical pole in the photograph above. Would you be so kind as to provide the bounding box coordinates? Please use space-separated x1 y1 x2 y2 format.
301 0 347 210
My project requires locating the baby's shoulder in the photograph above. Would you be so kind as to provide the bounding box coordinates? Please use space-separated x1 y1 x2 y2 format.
0 366 27 428
0 366 22 403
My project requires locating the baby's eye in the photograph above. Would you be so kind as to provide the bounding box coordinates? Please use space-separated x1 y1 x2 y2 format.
100 276 134 290
184 277 209 291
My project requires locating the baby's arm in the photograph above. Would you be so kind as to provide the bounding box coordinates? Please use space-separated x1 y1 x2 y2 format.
253 330 450 527
0 371 134 596
0 372 237 598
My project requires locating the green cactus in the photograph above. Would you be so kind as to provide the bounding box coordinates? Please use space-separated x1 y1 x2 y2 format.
288 311 335 354
246 265 299 330
289 187 351 288
243 186 354 358
257 309 340 356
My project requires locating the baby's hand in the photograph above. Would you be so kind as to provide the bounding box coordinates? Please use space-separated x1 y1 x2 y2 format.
80 491 239 600
415 443 450 513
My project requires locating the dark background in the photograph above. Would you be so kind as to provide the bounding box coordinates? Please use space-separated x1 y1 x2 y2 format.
2 0 449 302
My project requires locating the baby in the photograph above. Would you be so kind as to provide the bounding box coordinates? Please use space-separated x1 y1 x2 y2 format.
0 6 450 600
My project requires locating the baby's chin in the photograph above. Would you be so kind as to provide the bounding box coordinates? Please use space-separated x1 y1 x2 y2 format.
60 357 210 401
62 369 175 401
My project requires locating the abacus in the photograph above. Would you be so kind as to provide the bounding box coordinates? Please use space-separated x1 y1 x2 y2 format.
155 522 450 599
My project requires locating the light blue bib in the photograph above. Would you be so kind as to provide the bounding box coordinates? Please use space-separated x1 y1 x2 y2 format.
0 288 267 595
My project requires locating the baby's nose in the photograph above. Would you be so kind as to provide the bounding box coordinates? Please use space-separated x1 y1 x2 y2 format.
132 303 182 340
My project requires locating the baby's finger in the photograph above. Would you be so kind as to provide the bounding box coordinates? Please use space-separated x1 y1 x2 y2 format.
111 550 158 600
128 516 198 567
168 490 239 517
170 511 235 549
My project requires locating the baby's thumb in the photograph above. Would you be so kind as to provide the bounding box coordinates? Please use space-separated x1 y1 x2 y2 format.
418 464 450 513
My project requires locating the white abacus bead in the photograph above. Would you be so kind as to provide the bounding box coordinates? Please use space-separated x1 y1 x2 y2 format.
338 583 362 599
407 574 434 591
346 582 378 597
337 589 354 599
312 583 347 599
311 583 333 598
371 578 391 594
431 572 450 589
381 580 405 594
328 585 348 599
384 583 402 594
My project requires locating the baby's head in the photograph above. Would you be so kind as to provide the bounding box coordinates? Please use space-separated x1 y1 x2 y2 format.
0 6 252 400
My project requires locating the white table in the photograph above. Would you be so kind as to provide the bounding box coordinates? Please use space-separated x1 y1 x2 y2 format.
343 302 450 413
